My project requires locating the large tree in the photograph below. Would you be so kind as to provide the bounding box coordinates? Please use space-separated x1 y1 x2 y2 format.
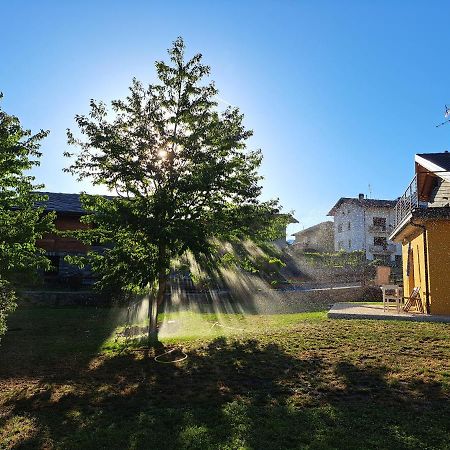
65 38 283 341
0 94 55 340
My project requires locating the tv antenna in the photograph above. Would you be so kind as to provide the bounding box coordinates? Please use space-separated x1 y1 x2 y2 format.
436 105 450 127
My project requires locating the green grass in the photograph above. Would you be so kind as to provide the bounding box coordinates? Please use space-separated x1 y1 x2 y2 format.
0 306 449 449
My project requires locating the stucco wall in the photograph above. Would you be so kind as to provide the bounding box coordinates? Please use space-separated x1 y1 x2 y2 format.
401 221 450 315
427 221 450 315
401 228 427 312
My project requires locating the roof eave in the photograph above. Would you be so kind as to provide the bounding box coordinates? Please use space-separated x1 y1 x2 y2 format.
390 207 450 241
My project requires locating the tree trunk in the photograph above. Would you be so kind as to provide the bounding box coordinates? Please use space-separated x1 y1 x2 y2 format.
148 244 168 344
148 291 158 344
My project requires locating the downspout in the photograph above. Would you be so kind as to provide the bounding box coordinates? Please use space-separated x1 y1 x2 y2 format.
410 221 431 314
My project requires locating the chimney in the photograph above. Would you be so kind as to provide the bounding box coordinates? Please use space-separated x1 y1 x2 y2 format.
358 193 365 200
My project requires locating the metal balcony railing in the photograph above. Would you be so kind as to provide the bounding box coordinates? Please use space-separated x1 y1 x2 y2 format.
394 174 420 228
368 224 388 233
369 244 396 254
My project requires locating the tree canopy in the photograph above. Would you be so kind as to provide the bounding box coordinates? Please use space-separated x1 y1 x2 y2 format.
0 94 55 339
65 38 285 340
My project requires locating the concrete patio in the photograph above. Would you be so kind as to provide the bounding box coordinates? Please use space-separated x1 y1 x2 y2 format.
328 302 450 323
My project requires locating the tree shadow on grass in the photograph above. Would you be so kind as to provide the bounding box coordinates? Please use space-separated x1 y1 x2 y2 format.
0 305 125 379
3 336 450 449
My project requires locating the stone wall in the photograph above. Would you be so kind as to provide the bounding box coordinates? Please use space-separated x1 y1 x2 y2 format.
18 286 382 314
19 290 107 307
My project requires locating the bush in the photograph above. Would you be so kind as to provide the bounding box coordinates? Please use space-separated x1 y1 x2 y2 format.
0 280 16 341
356 286 382 302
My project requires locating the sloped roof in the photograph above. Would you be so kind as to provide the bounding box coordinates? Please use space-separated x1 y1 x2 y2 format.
35 192 115 214
327 197 397 216
35 192 86 214
292 221 333 237
416 152 450 185
36 193 298 224
416 152 450 172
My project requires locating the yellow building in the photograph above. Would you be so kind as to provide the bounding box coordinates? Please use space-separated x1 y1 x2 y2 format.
390 152 450 315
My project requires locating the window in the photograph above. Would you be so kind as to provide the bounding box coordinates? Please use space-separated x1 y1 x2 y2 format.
373 217 387 230
374 236 387 247
46 255 60 275
348 239 351 249
347 222 351 230
338 223 343 233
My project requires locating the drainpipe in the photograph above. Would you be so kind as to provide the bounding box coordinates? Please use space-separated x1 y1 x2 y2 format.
410 221 431 314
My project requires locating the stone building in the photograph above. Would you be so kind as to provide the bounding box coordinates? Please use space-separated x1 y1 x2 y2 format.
291 221 334 252
327 194 402 264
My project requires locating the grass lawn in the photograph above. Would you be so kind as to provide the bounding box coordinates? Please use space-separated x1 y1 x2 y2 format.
0 306 449 450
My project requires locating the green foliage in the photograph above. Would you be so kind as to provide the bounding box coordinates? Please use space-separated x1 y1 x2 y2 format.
64 38 283 299
0 94 55 339
174 238 287 291
303 250 366 268
0 279 15 337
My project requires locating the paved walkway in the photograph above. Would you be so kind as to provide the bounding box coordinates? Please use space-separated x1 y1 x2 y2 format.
328 302 450 323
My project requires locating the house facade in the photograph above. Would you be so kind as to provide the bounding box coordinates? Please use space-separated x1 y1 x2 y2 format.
389 152 450 315
291 221 334 252
328 194 402 263
35 192 297 284
35 192 95 285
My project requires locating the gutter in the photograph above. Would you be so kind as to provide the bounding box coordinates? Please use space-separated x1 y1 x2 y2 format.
410 221 431 314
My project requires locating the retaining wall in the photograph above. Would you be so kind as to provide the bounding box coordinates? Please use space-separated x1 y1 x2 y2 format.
19 290 107 307
18 286 381 314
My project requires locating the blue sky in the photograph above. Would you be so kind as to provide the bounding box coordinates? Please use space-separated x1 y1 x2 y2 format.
2 1 450 235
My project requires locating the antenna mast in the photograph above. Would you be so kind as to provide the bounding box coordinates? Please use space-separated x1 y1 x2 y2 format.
436 105 450 127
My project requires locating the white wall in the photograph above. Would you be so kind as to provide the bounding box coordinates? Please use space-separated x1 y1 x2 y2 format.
332 203 401 261
333 204 364 252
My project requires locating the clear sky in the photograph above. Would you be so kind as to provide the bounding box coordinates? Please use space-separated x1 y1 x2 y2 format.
2 1 450 236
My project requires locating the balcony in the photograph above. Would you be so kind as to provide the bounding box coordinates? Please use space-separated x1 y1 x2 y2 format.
368 225 389 233
390 157 450 241
369 244 396 254
393 174 422 228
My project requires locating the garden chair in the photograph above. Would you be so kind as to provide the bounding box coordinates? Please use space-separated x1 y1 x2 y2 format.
381 285 402 313
403 287 423 313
